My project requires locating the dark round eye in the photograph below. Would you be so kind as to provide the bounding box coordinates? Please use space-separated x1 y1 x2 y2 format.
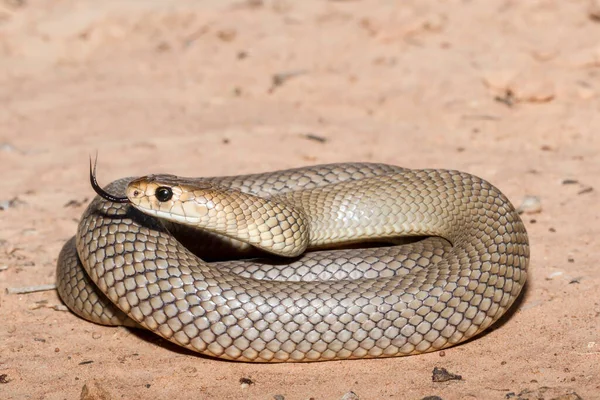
155 186 173 202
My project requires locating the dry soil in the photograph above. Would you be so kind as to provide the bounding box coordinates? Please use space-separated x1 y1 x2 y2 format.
1 1 599 399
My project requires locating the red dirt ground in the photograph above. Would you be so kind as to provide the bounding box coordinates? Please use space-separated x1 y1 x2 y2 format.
1 1 599 399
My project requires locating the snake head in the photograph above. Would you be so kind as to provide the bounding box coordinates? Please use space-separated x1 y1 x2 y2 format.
126 175 221 226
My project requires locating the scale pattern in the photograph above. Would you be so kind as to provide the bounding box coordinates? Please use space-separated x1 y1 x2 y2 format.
56 163 529 362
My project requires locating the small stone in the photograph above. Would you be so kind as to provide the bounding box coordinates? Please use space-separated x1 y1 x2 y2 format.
340 391 360 400
273 395 285 400
239 377 253 389
91 332 102 340
421 13 446 32
155 42 171 52
183 366 197 374
80 380 112 400
547 271 564 280
540 144 553 151
0 142 18 153
517 196 542 214
432 367 462 382
216 29 237 42
0 197 25 211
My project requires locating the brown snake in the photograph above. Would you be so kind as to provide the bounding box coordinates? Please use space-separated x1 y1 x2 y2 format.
56 162 529 362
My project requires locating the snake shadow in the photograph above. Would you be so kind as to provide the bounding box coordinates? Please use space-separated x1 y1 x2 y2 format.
124 328 219 359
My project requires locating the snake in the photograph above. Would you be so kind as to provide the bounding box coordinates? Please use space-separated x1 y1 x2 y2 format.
56 162 529 362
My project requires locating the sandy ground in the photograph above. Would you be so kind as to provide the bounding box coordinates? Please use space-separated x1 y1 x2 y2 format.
1 1 599 399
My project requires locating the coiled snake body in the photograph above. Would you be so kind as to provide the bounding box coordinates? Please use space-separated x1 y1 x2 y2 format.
56 163 529 362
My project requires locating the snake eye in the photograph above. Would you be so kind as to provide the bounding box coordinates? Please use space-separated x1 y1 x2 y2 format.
155 186 173 202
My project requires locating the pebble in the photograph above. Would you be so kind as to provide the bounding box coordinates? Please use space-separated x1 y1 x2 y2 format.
80 380 112 400
239 377 253 389
517 196 542 214
0 142 18 153
0 197 21 211
340 391 360 400
421 13 446 32
547 271 564 280
432 367 462 382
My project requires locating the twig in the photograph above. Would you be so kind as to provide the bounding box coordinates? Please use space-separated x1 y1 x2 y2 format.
6 284 56 294
302 133 328 143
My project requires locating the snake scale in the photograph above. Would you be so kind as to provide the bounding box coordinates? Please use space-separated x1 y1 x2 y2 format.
56 162 529 362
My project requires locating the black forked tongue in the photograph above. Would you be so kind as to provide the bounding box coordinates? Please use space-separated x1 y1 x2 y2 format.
89 156 129 203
